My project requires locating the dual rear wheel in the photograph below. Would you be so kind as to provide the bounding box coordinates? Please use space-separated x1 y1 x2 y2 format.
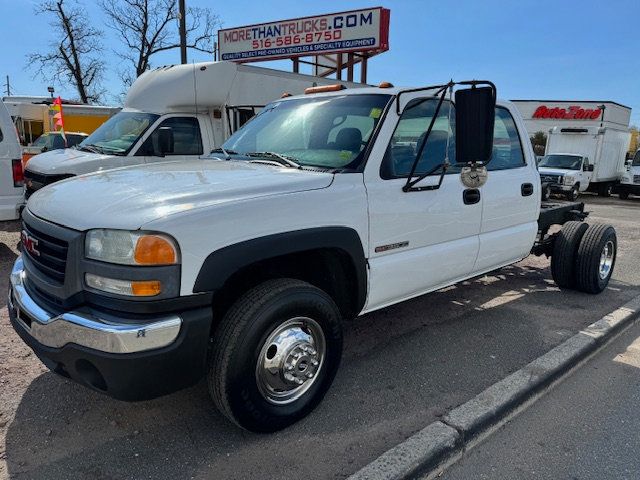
551 221 617 293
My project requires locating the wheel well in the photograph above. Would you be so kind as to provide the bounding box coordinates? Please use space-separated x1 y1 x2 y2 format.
209 248 361 329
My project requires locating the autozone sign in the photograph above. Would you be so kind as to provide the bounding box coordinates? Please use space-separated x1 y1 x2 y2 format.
218 7 390 62
532 105 602 120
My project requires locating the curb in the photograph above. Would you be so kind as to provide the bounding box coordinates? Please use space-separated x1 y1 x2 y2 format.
348 294 640 480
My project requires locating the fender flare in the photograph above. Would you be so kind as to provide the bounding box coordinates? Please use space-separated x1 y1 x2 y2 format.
193 227 368 313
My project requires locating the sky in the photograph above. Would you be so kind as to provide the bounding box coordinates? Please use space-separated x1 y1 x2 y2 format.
1 0 639 126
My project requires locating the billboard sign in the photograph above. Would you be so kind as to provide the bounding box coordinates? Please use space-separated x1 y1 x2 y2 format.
218 7 390 63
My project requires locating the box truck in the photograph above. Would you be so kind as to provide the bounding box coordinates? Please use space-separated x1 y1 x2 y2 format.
539 125 631 199
23 61 361 198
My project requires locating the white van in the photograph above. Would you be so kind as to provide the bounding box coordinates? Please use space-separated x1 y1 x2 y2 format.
0 101 24 220
23 61 360 197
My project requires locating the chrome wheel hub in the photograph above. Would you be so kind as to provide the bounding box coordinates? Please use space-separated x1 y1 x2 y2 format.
256 317 325 405
599 240 615 280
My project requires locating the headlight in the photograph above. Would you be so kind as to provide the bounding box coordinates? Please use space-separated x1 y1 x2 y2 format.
85 229 179 265
563 176 576 186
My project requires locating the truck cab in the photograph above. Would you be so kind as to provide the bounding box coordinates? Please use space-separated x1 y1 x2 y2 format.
618 149 640 199
538 153 593 200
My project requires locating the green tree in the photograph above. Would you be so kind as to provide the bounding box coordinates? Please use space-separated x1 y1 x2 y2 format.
530 131 547 156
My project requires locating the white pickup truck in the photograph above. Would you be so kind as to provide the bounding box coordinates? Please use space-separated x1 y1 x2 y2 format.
9 81 617 432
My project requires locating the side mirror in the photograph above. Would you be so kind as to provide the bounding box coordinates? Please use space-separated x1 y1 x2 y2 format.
158 126 174 155
455 86 496 165
41 146 48 152
588 164 594 172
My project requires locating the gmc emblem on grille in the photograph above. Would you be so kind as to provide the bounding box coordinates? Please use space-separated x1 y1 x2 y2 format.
21 230 40 257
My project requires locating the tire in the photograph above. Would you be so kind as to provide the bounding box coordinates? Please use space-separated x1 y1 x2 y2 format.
619 191 629 200
598 183 612 197
575 224 617 294
565 186 579 201
551 221 589 289
209 278 343 432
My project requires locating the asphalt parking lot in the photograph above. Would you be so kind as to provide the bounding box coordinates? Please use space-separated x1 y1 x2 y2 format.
1 194 639 480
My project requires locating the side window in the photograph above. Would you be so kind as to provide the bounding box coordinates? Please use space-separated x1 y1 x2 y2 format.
488 108 525 171
381 98 455 179
137 117 203 156
0 126 3 142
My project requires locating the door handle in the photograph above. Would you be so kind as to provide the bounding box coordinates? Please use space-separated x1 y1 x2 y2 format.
463 188 481 205
521 183 534 197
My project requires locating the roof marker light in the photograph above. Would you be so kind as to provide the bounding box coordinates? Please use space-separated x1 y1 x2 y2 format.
304 84 346 94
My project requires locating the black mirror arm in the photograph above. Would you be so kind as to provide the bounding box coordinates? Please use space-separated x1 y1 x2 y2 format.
403 161 450 192
403 83 453 193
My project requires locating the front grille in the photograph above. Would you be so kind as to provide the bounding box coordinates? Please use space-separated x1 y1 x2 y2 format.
540 174 562 184
22 221 69 283
24 170 74 198
634 175 640 184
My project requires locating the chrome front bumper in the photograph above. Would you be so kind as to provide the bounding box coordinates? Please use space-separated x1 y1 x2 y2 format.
8 256 182 354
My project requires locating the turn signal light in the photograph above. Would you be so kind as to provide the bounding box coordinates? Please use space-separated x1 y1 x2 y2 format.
131 280 162 297
378 81 394 88
304 84 346 94
134 235 178 265
85 274 162 297
281 92 292 98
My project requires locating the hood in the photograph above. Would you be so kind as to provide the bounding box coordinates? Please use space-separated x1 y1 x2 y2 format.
25 148 122 175
538 167 575 176
27 159 334 231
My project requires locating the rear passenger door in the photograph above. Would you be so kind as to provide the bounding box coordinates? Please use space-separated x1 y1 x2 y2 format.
474 106 540 272
135 115 206 163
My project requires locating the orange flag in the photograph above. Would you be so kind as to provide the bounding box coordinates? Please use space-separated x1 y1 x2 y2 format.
49 97 67 146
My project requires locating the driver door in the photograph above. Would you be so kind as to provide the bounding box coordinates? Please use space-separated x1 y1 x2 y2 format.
363 95 482 312
134 115 207 163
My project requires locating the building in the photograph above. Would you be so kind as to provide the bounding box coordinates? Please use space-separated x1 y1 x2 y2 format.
511 100 632 138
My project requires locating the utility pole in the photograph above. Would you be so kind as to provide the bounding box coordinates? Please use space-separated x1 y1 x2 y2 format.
179 0 187 64
3 75 10 96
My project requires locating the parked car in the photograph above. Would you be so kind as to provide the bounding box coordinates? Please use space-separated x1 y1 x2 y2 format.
0 101 24 220
9 81 617 432
23 131 88 157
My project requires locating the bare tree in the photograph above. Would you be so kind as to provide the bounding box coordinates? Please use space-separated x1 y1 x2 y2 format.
28 0 105 103
100 0 220 87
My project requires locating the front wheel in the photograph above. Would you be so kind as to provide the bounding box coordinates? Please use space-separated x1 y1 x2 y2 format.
619 191 630 200
208 279 343 432
566 186 579 201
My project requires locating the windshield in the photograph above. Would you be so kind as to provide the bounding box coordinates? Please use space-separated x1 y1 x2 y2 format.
221 94 391 169
538 154 582 170
79 112 159 155
633 150 640 167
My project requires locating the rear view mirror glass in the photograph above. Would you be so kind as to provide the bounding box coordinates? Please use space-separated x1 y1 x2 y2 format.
455 86 495 166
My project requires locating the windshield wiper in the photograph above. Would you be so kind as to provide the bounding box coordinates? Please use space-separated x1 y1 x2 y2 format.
245 151 301 169
78 144 103 154
210 147 238 160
